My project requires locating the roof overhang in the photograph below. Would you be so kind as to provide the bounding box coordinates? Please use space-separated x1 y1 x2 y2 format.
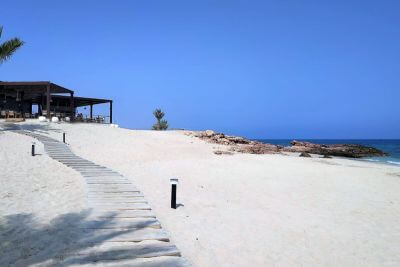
0 81 73 94
48 95 112 107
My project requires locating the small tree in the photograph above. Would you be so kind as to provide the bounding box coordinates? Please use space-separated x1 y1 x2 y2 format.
0 26 24 64
152 108 168 130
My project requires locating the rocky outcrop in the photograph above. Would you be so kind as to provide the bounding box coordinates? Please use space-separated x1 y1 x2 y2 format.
229 143 281 154
185 130 280 154
187 130 254 146
283 140 388 158
186 131 388 158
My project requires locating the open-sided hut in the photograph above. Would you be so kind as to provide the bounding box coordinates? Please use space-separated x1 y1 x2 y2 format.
0 81 113 123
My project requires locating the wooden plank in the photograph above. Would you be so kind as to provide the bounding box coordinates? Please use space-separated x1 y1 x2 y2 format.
83 174 124 177
46 150 73 153
77 218 160 229
87 189 136 192
57 159 93 162
88 210 156 218
49 155 76 157
58 242 180 264
81 171 117 175
85 177 128 181
87 185 137 188
88 199 147 204
75 168 111 170
57 256 189 267
86 180 131 184
85 179 132 183
85 179 129 182
86 186 140 190
88 194 142 198
89 203 151 210
79 174 122 177
86 186 138 191
88 190 141 194
79 171 116 173
78 228 169 242
88 200 147 203
51 156 83 159
65 163 99 165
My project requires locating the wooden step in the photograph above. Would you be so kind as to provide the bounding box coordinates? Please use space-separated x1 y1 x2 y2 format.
58 241 181 265
78 228 169 242
89 203 151 210
87 192 144 197
88 210 156 219
88 199 147 204
87 198 146 204
77 218 160 229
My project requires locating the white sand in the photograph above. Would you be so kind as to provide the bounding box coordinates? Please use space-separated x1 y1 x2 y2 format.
2 120 400 266
0 129 87 266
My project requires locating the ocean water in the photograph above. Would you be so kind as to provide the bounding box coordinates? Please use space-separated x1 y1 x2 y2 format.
257 139 400 166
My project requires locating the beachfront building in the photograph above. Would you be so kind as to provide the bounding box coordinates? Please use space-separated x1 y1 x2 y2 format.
0 81 113 123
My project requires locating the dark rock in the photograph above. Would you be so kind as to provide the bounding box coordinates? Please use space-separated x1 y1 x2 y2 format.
323 155 333 158
299 152 312 157
230 143 280 154
214 150 234 155
284 141 387 158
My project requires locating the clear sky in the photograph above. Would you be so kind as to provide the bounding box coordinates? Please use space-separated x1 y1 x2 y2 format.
1 1 399 139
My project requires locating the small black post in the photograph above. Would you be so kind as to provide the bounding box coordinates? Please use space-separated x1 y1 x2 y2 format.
170 178 178 209
31 143 35 156
63 132 66 143
171 184 177 209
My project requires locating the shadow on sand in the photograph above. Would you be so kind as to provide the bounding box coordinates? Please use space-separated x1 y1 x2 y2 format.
0 121 62 134
0 210 157 266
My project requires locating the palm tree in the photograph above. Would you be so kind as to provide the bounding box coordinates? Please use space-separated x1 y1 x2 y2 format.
152 108 169 130
0 26 24 64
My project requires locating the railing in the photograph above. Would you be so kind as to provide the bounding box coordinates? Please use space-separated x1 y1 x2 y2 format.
74 114 110 124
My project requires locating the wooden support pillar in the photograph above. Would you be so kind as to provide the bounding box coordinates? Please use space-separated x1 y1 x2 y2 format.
90 104 93 119
70 92 74 120
40 94 45 115
109 101 113 124
46 84 51 119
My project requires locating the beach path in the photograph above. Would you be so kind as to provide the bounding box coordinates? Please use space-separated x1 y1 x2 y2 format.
14 128 190 266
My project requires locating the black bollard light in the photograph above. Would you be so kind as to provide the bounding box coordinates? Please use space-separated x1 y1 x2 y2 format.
170 178 179 209
63 132 66 143
31 142 35 156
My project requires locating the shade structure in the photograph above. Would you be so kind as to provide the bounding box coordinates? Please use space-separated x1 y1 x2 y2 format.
0 81 113 123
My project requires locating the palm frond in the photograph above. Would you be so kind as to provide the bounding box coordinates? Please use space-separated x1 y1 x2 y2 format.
0 37 24 63
152 108 169 130
153 108 165 121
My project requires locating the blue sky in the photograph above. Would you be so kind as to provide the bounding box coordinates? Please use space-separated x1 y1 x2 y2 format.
1 1 399 138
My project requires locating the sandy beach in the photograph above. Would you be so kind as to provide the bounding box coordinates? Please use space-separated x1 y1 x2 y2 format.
1 120 400 266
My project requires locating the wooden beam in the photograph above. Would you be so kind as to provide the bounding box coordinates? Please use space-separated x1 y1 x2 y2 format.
110 101 113 124
70 92 74 120
90 104 93 119
46 84 51 119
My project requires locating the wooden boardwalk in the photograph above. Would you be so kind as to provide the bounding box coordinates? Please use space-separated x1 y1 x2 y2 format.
16 130 190 266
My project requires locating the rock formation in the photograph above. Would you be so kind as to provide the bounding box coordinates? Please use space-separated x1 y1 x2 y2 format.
282 140 388 158
186 131 388 158
185 130 280 154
